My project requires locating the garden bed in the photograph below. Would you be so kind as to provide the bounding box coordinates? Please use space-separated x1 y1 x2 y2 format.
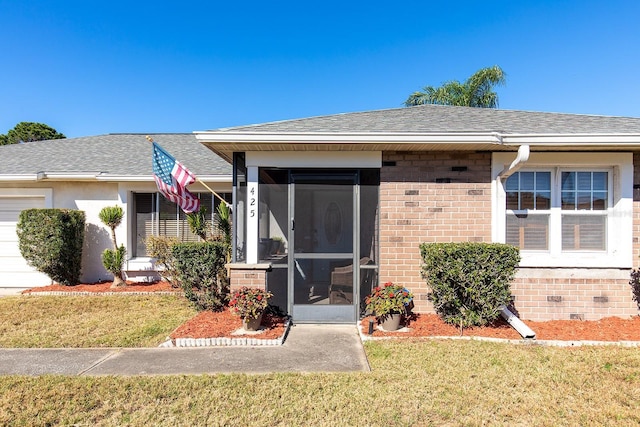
21 282 640 343
361 313 640 342
21 280 179 294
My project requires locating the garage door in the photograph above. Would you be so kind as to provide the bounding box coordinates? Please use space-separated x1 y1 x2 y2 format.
0 197 50 288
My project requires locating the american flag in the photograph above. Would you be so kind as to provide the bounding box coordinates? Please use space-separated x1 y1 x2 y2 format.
152 141 200 213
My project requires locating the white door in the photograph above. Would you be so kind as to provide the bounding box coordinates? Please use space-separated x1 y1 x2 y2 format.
0 197 50 288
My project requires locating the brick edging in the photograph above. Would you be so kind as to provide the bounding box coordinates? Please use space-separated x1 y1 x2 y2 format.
160 318 292 347
22 291 182 296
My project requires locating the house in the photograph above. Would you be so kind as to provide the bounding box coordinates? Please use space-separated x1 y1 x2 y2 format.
0 133 232 292
195 104 640 322
3 105 640 323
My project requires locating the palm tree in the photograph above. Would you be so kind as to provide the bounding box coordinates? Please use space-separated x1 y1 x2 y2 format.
404 65 506 108
99 206 126 288
187 206 209 241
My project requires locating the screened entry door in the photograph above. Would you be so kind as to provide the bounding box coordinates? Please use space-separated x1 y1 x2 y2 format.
290 173 358 322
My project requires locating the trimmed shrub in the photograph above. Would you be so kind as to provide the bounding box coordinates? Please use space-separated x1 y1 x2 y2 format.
16 209 85 285
420 242 520 331
145 235 180 287
172 241 228 311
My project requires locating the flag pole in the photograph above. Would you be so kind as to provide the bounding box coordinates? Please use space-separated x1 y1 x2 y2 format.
146 135 229 206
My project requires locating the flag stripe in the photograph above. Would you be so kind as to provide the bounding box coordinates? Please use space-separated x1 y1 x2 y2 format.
152 141 200 213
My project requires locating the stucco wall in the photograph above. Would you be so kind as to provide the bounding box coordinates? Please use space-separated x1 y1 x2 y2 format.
0 181 119 283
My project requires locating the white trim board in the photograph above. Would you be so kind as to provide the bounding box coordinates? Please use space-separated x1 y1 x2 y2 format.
246 151 381 168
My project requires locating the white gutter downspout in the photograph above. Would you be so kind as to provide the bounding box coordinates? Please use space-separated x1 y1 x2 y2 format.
497 144 530 180
500 305 536 339
495 145 535 339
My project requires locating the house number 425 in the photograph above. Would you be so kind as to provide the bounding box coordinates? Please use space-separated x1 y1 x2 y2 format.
249 185 257 218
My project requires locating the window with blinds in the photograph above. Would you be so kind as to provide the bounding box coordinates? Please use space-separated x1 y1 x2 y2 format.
505 170 609 253
560 171 607 251
505 171 551 250
133 192 231 257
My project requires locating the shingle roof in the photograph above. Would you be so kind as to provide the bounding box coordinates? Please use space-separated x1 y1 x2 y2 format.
212 104 640 134
0 133 231 177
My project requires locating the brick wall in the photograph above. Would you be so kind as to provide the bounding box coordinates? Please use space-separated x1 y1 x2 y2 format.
511 268 636 321
379 150 640 321
379 151 492 313
229 266 268 292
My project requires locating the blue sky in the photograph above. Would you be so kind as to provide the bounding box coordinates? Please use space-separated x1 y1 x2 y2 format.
1 0 639 137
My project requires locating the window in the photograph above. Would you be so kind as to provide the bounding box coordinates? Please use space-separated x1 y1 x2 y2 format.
505 171 551 250
494 152 632 268
560 171 608 251
133 192 231 257
506 170 608 253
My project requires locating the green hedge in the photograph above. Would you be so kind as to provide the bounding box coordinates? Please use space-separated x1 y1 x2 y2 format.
172 241 228 311
16 209 85 286
420 242 520 330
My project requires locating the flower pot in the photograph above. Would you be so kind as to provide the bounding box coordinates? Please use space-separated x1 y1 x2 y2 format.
379 313 402 331
242 313 264 331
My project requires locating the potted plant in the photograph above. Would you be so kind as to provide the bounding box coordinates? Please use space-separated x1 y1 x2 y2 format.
229 287 273 331
365 282 413 331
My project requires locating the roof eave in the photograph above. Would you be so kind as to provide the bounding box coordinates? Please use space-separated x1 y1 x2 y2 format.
197 131 640 154
0 174 232 183
0 174 40 182
503 133 640 147
195 131 504 144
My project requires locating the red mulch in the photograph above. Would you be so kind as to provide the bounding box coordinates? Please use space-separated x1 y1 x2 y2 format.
527 316 640 341
21 282 640 342
21 280 179 293
169 310 287 340
362 314 521 340
362 313 640 342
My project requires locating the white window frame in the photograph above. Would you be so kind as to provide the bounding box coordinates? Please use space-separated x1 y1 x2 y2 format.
492 152 633 268
131 191 231 258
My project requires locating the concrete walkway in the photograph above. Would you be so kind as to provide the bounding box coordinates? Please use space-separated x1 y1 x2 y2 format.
0 324 370 376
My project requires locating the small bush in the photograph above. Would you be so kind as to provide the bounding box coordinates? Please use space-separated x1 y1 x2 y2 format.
172 241 228 311
102 245 126 276
629 269 640 309
365 282 413 317
145 235 180 287
420 242 520 331
16 209 85 285
229 287 273 320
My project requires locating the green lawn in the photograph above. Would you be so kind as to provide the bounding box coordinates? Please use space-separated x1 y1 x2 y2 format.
0 340 639 425
0 295 196 347
1 296 639 425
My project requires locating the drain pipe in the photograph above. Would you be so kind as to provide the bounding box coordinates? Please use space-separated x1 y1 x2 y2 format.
496 145 534 338
499 305 536 339
498 144 530 180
